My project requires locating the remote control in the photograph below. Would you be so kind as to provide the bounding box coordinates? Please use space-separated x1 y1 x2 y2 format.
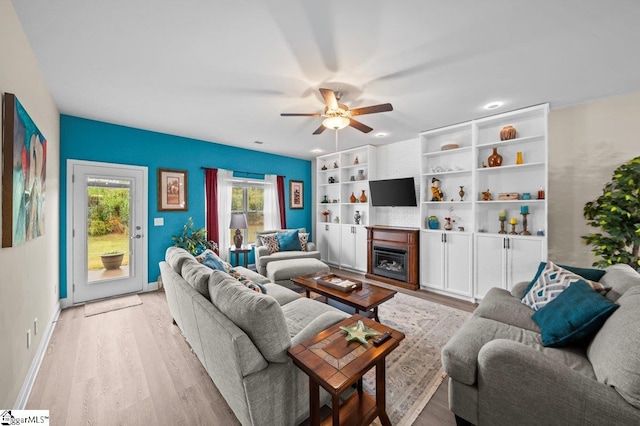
373 331 392 346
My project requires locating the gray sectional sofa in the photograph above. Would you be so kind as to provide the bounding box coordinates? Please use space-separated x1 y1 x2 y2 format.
254 228 321 276
442 263 640 425
159 247 349 426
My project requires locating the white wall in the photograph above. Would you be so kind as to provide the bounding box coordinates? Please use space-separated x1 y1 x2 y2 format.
0 1 60 408
374 138 421 227
548 91 640 266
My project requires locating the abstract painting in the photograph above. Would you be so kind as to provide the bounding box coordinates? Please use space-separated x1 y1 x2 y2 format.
2 93 47 247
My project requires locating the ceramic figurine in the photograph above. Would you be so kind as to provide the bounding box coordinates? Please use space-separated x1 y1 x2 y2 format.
431 177 444 201
482 189 492 201
354 210 361 225
354 156 359 165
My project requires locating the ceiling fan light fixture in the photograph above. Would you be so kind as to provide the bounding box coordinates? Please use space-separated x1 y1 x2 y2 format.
322 116 350 130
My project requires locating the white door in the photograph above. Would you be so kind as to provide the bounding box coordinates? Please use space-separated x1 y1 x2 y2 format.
421 231 444 290
69 161 148 303
353 226 368 272
326 224 341 265
475 234 506 299
445 233 473 297
340 225 356 269
507 236 545 291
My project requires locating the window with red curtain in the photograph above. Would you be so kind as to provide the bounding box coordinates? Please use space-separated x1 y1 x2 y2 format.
204 168 219 251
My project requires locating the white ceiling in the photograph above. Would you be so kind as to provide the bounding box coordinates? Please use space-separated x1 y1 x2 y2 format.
12 0 640 160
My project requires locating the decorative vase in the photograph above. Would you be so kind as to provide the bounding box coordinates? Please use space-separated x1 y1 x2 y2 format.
359 190 367 203
322 195 329 203
354 156 359 165
100 252 124 270
459 186 465 201
322 214 329 222
488 147 503 167
357 169 365 180
428 219 439 229
516 151 523 165
500 125 517 141
444 218 453 231
350 192 357 203
354 210 361 225
522 192 532 200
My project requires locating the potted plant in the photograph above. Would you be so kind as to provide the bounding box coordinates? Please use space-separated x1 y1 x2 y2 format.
100 251 125 270
582 156 640 269
172 217 218 255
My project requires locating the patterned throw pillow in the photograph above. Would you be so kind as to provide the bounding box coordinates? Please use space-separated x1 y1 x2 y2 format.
260 233 280 254
196 249 233 271
522 261 610 311
227 269 267 294
299 232 309 252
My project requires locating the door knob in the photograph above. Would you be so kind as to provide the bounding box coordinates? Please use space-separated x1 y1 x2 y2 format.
131 234 142 239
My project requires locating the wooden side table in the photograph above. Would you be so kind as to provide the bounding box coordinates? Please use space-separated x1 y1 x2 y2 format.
288 314 405 426
229 245 252 268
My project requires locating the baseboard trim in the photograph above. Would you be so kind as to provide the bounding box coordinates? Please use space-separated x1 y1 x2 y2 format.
14 301 61 409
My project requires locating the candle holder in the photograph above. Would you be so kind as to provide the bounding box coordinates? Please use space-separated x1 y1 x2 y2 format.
520 213 531 235
509 222 517 235
499 219 507 234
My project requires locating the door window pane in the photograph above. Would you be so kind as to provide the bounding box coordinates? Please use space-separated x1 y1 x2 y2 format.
86 178 131 282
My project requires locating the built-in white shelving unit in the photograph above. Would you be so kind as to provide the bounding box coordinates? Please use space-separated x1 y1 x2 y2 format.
419 104 549 301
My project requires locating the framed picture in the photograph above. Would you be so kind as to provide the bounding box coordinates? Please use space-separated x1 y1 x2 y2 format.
289 180 304 209
157 168 188 211
2 93 47 248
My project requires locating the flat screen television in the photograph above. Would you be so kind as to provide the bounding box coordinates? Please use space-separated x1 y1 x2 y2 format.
369 177 417 207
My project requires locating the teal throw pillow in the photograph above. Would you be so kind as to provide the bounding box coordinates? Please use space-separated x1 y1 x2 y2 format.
277 230 301 251
201 252 227 271
532 280 618 347
522 261 606 297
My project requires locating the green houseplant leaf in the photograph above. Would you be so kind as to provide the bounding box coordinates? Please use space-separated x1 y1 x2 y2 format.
172 217 219 255
582 156 640 269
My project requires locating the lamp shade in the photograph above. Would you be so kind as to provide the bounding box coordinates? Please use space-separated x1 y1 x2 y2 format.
230 213 248 230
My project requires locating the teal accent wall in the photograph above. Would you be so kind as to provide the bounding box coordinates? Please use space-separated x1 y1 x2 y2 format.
60 115 312 299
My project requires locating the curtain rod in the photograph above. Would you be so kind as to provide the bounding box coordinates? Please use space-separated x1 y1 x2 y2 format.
200 166 285 178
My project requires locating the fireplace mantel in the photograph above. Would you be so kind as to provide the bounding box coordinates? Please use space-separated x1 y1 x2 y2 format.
365 226 419 290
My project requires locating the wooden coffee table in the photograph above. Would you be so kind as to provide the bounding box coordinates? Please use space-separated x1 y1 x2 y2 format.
288 314 405 426
291 274 396 322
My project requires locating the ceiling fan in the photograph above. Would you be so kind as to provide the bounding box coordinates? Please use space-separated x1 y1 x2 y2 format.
281 88 393 135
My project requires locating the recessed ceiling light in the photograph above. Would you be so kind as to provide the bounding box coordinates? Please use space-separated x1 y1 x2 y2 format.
484 101 503 110
375 132 387 137
311 148 323 153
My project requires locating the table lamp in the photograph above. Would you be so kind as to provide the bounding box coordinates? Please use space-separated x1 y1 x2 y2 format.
230 213 248 248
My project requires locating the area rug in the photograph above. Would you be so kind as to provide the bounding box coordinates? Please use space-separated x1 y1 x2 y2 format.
84 294 142 317
361 292 471 425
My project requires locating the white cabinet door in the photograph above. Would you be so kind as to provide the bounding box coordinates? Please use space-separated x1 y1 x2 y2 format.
318 223 341 265
475 234 506 298
421 232 444 290
444 233 473 297
340 225 356 269
507 236 545 291
354 226 368 272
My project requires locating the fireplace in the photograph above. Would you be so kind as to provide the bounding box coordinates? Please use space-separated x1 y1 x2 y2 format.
373 245 407 282
366 226 419 290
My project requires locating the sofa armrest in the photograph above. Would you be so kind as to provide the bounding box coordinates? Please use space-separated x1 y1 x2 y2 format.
255 246 270 267
291 311 349 347
306 242 316 252
510 280 529 299
477 339 640 425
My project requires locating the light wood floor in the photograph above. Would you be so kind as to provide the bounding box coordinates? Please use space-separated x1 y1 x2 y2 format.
27 273 475 425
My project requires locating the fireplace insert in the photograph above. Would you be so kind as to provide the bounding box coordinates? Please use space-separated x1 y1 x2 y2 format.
372 245 407 282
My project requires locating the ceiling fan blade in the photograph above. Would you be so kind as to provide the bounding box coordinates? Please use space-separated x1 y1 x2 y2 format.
319 88 339 110
350 103 394 116
349 119 373 133
280 113 323 117
312 124 327 135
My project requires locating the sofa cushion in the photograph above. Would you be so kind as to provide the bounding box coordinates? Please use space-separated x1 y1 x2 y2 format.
475 287 539 332
181 258 215 298
281 297 343 337
166 246 196 273
522 261 609 311
523 262 607 297
442 316 595 386
277 230 301 251
600 263 640 302
299 232 309 251
208 271 291 363
226 269 267 294
260 233 280 254
262 283 301 305
588 285 640 408
532 280 618 347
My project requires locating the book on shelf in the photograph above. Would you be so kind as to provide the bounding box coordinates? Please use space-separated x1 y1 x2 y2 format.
315 274 362 292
